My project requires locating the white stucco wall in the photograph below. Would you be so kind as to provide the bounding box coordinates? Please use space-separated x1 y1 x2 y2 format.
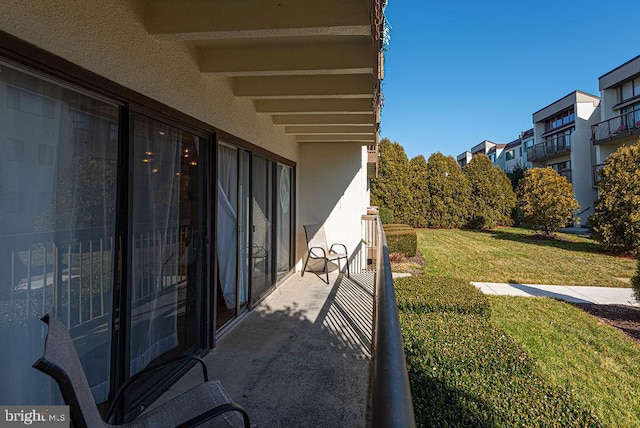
0 0 298 162
297 142 369 271
571 102 600 221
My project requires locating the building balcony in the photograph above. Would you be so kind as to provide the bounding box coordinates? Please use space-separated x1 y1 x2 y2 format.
592 111 640 145
526 135 571 162
367 144 379 179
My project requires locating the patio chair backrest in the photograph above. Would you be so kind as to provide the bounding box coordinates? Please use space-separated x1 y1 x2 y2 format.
304 224 329 252
33 315 107 428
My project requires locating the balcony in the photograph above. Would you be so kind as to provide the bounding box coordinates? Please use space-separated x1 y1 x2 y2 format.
592 111 640 145
558 168 572 183
5 217 414 426
526 135 571 162
367 144 379 179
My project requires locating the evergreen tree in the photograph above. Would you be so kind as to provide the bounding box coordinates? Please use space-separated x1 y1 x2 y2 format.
590 144 640 255
408 155 429 228
371 138 413 224
516 167 579 236
464 154 515 229
424 153 471 228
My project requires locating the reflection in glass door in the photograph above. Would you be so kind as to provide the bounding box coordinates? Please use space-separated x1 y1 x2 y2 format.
250 156 272 305
276 164 292 280
129 114 203 377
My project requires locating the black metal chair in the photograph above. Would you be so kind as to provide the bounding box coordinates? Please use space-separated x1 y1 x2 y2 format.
302 224 350 284
33 314 250 428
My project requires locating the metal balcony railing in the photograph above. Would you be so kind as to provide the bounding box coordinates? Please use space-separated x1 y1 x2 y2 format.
366 215 416 428
592 110 640 143
526 135 571 162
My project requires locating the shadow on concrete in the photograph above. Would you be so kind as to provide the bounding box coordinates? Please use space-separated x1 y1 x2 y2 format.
161 272 374 427
507 282 592 304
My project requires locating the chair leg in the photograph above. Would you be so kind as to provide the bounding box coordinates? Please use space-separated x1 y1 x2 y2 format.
345 256 350 277
302 253 310 277
324 258 329 284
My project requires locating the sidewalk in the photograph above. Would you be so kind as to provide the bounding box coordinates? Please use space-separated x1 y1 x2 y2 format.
472 282 639 307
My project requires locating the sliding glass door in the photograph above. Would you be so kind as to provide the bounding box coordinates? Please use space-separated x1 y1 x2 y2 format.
276 164 293 280
250 156 273 305
129 114 204 380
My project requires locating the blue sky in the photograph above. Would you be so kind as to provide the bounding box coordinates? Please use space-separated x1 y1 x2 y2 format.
380 1 640 160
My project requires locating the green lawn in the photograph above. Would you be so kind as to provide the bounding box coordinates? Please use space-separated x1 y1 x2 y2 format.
398 227 640 426
417 227 635 287
490 296 640 426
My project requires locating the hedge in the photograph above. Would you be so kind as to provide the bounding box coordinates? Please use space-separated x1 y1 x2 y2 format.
396 275 601 427
386 227 417 257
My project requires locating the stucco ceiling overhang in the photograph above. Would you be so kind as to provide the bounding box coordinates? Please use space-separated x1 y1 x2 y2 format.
142 0 384 145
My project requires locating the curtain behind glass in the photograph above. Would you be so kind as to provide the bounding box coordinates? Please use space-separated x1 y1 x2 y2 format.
217 145 238 309
130 116 181 375
0 61 118 404
276 165 292 278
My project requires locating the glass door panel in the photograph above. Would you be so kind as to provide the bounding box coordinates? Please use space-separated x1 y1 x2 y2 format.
238 152 250 309
216 144 237 329
250 156 272 305
276 164 292 280
129 114 203 377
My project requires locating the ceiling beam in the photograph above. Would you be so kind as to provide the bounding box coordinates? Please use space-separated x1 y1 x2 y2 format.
255 99 372 114
234 75 373 99
200 40 372 76
148 0 370 40
271 114 373 125
285 125 374 134
296 134 375 143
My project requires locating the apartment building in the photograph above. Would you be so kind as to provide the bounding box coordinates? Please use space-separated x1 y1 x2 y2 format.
457 151 472 167
529 91 601 219
592 55 640 185
0 0 385 417
500 128 533 172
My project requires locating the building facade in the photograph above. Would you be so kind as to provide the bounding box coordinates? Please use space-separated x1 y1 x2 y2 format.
592 55 640 185
0 0 385 418
529 91 600 220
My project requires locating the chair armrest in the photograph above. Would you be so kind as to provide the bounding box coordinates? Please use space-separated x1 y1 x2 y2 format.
308 246 327 258
329 243 348 255
105 355 208 423
176 402 251 428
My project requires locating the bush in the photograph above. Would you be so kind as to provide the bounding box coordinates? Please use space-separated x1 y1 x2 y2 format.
516 167 579 235
394 276 489 316
378 207 394 224
386 227 417 257
424 153 471 228
384 223 414 231
396 274 601 427
590 144 640 256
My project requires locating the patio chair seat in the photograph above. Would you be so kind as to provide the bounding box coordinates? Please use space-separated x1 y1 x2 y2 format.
302 224 350 284
33 314 250 428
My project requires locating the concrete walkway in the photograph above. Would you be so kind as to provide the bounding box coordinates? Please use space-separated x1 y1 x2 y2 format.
156 271 374 427
473 281 639 307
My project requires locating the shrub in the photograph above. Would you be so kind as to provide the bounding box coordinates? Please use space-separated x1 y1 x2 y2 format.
463 154 516 229
371 138 414 225
396 274 601 427
394 276 489 317
378 207 394 224
516 167 579 235
386 227 417 257
590 144 640 255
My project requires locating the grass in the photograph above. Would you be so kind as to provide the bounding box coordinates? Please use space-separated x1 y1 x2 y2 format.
417 227 635 287
489 296 640 426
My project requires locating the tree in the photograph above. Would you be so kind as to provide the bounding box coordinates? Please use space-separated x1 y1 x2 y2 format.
463 154 515 229
632 256 640 302
516 167 579 236
371 138 414 224
506 164 527 191
424 153 470 228
408 155 429 228
590 144 640 255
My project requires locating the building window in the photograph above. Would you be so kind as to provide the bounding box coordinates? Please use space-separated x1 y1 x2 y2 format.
519 147 522 157
6 85 55 119
2 138 25 162
544 108 575 132
505 150 515 161
620 77 640 102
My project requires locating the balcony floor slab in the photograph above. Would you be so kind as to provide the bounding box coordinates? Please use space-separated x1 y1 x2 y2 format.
155 271 375 427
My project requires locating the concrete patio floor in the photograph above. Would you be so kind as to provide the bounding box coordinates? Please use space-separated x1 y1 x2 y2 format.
157 270 375 427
